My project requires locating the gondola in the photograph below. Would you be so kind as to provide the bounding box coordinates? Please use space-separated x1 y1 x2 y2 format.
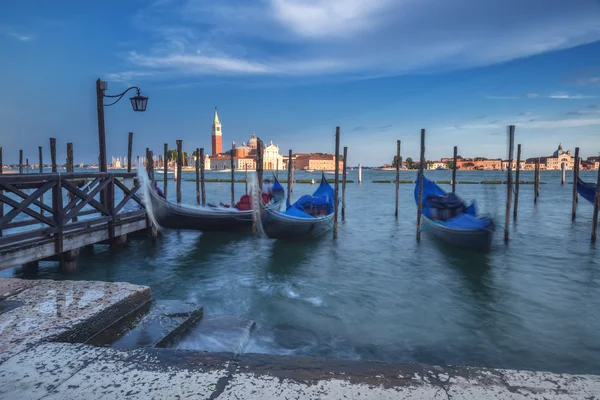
142 171 284 232
414 174 494 252
577 177 597 203
261 174 334 239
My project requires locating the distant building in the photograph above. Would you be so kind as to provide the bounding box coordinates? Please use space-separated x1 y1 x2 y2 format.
294 153 343 171
211 108 222 156
525 144 577 171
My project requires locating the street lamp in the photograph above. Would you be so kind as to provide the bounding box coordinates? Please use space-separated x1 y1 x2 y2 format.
96 78 148 172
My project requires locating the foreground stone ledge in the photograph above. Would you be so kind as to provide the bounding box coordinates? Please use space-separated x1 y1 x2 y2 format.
0 278 151 362
1 342 599 400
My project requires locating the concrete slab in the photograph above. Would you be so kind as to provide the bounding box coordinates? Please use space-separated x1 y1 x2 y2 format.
2 342 599 400
176 314 255 353
0 278 151 362
0 278 40 300
88 299 203 349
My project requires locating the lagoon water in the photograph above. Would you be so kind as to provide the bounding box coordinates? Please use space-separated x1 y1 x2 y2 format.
3 168 600 374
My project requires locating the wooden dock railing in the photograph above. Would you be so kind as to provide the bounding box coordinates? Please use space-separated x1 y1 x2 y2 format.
0 172 147 270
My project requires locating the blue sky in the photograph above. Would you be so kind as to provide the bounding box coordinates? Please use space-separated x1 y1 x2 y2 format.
1 0 600 166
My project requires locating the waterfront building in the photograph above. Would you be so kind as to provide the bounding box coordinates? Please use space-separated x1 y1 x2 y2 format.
294 153 343 171
524 144 577 171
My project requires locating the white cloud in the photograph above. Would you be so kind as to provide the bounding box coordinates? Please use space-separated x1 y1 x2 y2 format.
8 32 33 42
486 92 598 100
111 0 600 79
549 92 597 99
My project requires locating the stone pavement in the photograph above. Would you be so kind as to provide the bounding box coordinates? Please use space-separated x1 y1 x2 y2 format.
1 278 599 399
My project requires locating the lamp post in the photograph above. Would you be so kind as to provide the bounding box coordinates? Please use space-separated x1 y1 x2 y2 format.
96 78 148 172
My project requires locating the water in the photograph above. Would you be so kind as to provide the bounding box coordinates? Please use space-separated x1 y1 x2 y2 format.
3 168 600 374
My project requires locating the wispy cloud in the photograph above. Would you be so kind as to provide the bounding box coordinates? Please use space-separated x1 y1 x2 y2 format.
487 92 597 100
110 0 600 80
351 126 367 132
7 32 34 42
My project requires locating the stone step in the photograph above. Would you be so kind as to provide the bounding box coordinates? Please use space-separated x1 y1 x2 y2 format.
176 315 256 354
87 299 203 349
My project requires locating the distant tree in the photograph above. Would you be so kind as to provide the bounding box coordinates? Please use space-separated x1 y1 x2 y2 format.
446 160 454 169
474 157 488 161
464 162 475 168
456 155 463 159
406 157 414 169
392 155 403 168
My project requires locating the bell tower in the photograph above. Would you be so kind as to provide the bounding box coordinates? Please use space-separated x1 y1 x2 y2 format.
212 107 222 155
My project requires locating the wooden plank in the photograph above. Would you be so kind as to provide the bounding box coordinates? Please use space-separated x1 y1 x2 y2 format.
0 227 55 247
5 218 46 230
63 177 111 222
114 179 143 208
62 179 109 216
0 181 57 229
0 182 54 214
114 183 141 213
62 177 102 216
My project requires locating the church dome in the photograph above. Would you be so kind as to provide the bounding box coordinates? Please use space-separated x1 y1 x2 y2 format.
553 143 563 158
248 133 258 149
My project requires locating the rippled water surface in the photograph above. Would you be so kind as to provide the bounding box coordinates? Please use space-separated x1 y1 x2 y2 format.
4 168 600 374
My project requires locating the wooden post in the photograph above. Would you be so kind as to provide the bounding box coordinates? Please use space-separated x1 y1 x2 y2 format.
38 146 43 173
96 78 107 173
514 144 521 220
245 164 249 195
452 146 458 193
195 147 200 205
66 143 74 173
342 146 348 221
287 150 292 201
592 167 600 242
534 159 539 204
561 162 566 186
572 147 580 220
505 125 514 242
38 145 44 215
333 127 340 238
0 147 2 237
395 140 401 217
50 138 57 172
231 141 235 206
200 148 206 206
163 143 168 197
536 157 541 198
416 129 426 241
257 139 264 191
19 150 23 174
176 140 182 203
148 150 154 182
26 158 29 173
358 163 362 184
127 132 133 173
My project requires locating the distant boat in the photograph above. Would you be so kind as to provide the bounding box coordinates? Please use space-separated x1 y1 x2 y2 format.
261 174 334 239
414 174 494 252
577 178 597 203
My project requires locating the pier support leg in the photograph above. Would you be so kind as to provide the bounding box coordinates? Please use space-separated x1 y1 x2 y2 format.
110 234 127 251
22 261 39 275
60 249 79 274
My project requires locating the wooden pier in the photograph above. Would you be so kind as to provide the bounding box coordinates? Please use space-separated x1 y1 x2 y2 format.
0 172 147 271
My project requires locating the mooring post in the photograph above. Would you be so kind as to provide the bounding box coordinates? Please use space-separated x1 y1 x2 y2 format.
50 138 57 172
333 127 340 239
245 164 249 195
534 159 539 204
416 129 425 241
127 132 133 173
176 140 182 203
231 141 235 206
395 140 401 217
342 146 348 221
200 148 206 206
66 143 73 173
514 144 521 220
38 145 44 215
257 139 264 191
19 150 23 174
452 146 458 193
592 167 600 242
572 147 580 220
505 125 514 242
195 147 200 205
358 163 362 184
0 147 3 237
163 143 168 197
26 158 29 173
287 150 292 201
536 157 541 199
561 162 566 186
148 150 155 182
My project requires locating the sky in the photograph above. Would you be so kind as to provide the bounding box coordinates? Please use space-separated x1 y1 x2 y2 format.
1 0 600 166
